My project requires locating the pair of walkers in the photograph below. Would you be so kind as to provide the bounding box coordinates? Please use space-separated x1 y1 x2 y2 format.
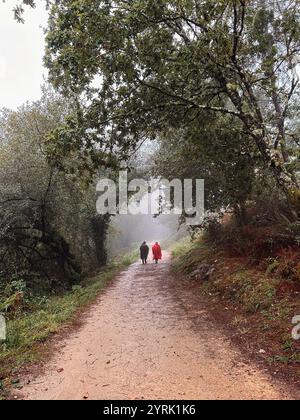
140 242 162 265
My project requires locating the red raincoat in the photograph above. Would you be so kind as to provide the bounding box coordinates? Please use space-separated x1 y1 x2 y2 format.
152 243 162 260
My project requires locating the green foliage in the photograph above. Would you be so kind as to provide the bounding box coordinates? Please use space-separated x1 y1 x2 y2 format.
170 237 193 259
243 280 277 314
0 250 136 382
265 258 280 276
5 1 50 23
152 119 256 215
0 87 110 293
44 0 300 199
171 235 300 369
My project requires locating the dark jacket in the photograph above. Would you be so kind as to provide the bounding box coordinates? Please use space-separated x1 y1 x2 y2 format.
140 244 149 260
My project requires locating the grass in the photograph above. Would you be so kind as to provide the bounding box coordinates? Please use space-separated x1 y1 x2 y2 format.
0 250 138 398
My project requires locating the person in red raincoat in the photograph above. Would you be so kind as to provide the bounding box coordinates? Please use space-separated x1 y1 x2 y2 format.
152 242 162 264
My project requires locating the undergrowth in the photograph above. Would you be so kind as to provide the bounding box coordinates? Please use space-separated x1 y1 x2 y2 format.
171 225 300 375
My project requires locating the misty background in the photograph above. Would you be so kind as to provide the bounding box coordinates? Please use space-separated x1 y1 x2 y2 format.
107 142 188 257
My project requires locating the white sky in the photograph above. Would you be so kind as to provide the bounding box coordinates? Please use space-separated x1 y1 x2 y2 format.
0 2 48 109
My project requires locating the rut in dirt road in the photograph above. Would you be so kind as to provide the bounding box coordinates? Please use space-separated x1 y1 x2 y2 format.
19 253 296 400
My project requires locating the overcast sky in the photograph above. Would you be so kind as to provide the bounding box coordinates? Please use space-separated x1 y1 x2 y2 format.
0 2 48 109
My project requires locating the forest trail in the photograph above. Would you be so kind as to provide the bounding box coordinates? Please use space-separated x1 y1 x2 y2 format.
19 253 296 400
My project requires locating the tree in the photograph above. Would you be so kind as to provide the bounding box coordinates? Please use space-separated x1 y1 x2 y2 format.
44 0 300 207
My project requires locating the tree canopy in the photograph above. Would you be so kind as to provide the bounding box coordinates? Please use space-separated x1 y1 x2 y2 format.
44 0 300 206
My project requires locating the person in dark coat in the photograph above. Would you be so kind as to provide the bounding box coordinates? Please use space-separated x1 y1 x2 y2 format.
140 241 149 264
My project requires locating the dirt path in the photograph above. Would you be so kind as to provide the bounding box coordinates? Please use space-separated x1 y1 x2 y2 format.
19 253 296 400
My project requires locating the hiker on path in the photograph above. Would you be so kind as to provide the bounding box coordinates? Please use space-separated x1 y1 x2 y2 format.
140 241 149 264
152 242 162 264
